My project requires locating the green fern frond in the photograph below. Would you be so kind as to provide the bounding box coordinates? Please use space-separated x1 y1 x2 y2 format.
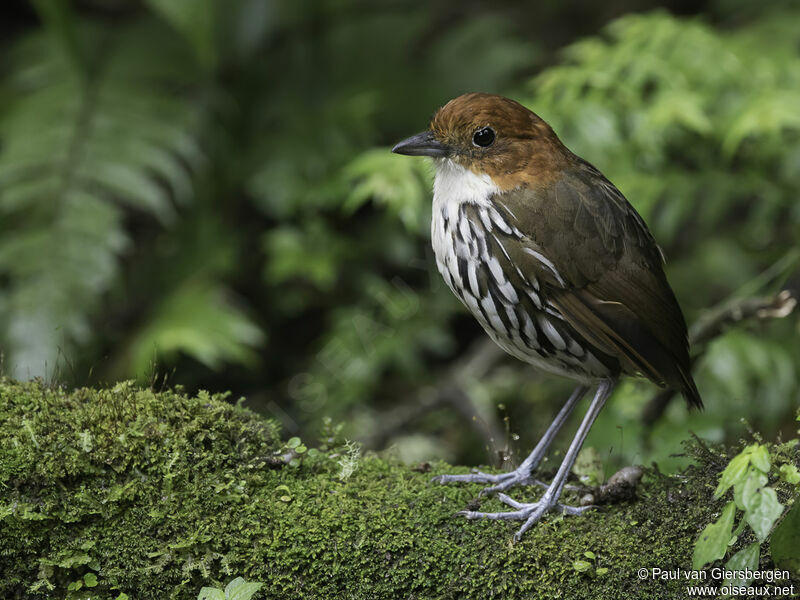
527 10 800 241
0 24 204 378
122 277 265 378
342 149 433 233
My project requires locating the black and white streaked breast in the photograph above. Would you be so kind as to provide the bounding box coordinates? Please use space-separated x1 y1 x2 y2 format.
431 159 612 382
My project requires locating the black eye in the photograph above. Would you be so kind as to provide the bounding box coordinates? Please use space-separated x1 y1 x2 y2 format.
472 127 495 147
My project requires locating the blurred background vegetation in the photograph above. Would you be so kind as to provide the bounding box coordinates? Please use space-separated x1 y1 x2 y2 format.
1 0 798 476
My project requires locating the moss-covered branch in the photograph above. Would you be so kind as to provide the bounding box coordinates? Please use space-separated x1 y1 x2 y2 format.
1 379 797 599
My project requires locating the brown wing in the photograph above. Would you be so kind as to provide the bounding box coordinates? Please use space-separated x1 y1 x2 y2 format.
498 162 702 408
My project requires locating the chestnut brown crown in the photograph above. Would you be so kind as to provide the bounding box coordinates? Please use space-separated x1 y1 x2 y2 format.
393 93 571 190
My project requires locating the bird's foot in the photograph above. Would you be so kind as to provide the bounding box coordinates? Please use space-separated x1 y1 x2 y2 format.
432 467 582 496
432 467 547 496
457 492 596 541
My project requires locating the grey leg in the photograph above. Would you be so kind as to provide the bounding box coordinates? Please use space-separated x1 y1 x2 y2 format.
433 385 588 495
457 379 617 540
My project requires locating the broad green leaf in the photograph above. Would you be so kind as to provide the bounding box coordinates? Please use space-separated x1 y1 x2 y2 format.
573 560 592 573
744 487 784 542
770 500 800 578
197 588 225 600
224 577 244 597
749 445 771 473
228 581 263 600
722 542 760 588
734 469 767 512
693 501 736 569
715 452 752 499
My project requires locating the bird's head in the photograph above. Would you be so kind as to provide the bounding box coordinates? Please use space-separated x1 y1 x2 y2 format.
392 93 569 191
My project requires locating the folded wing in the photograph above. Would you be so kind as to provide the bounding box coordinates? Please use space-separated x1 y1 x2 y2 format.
498 163 702 408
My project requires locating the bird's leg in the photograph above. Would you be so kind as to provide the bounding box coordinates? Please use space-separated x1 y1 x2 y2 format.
432 385 588 495
457 379 616 540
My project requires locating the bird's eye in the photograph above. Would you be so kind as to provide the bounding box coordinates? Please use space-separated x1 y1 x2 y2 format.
472 127 495 148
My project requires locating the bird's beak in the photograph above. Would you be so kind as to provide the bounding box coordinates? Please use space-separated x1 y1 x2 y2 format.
391 131 447 157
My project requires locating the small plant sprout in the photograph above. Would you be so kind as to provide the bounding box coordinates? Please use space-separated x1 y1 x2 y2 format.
197 576 263 600
285 436 307 468
274 484 292 503
572 550 608 577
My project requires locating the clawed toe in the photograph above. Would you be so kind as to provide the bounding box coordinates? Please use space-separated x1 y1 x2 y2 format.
456 492 597 540
479 473 541 496
432 468 537 496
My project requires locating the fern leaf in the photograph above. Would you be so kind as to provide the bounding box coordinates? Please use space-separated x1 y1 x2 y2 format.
0 25 203 378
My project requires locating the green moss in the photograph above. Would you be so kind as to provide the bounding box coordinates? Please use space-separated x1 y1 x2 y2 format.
0 378 797 599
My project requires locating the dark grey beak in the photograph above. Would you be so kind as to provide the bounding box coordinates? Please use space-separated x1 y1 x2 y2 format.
391 131 447 157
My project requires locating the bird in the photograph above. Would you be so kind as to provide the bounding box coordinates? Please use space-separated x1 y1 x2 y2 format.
392 93 701 540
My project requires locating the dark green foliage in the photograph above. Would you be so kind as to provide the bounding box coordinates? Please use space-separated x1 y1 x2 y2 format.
0 1 798 471
1 379 798 598
0 17 205 376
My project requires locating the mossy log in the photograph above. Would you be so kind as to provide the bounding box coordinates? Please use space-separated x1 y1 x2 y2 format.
1 379 797 599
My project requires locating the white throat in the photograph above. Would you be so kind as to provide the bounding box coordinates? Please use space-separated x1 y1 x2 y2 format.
430 158 500 301
432 158 499 210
